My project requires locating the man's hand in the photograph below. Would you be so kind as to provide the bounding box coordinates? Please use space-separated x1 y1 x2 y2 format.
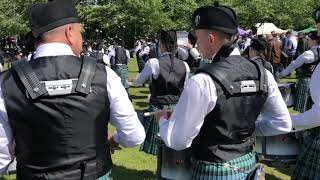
128 76 134 83
108 135 122 154
155 109 173 123
184 43 193 49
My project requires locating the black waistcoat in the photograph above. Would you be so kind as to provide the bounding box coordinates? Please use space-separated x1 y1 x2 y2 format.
150 54 186 105
0 56 112 180
192 55 268 162
90 51 104 61
115 46 128 65
297 47 320 78
255 57 274 73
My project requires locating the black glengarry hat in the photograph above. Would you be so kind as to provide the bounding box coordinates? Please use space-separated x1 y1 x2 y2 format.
250 38 267 51
192 2 238 35
28 0 80 38
308 30 320 40
160 30 177 45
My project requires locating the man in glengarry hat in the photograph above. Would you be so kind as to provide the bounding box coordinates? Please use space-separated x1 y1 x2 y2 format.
249 38 274 73
157 3 291 179
0 0 145 179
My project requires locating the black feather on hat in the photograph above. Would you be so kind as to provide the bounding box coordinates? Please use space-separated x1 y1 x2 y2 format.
28 0 80 38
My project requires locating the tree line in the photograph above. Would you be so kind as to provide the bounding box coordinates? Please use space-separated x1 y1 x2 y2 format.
0 0 319 47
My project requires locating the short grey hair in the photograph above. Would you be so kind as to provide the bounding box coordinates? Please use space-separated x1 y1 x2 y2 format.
206 29 237 47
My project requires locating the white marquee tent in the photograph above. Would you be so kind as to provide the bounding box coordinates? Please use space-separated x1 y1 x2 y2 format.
255 23 286 35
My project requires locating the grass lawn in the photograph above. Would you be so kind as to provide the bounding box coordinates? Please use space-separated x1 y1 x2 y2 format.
1 59 298 180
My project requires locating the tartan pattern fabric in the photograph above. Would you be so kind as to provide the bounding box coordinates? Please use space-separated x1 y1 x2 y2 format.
137 58 146 73
191 152 257 180
199 59 210 68
114 64 129 88
292 131 320 180
294 78 311 113
140 104 176 155
96 170 112 180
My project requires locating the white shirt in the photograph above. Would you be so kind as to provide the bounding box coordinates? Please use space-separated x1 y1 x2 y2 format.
103 54 111 67
138 46 150 58
133 53 190 87
176 47 189 61
230 47 241 56
292 64 320 131
279 45 320 78
242 38 252 51
106 47 130 65
290 36 298 50
159 67 292 151
0 43 145 173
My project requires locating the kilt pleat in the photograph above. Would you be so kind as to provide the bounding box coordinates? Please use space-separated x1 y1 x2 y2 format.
293 127 320 180
140 104 176 155
114 64 129 89
191 152 257 180
294 78 311 113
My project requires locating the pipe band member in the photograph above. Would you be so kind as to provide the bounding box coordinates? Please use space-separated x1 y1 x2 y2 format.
157 3 291 180
279 30 320 113
134 30 190 156
291 9 320 180
0 1 145 179
249 38 274 73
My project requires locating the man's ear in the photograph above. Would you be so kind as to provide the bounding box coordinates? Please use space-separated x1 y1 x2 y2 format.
208 33 216 47
65 25 74 45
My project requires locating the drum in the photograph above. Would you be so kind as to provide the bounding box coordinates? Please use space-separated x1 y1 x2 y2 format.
278 83 296 107
255 134 300 162
156 136 193 180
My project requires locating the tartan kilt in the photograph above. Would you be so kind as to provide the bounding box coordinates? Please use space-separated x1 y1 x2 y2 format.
294 78 311 113
114 64 129 89
137 58 146 73
96 170 112 180
139 104 176 155
191 152 257 180
292 127 320 180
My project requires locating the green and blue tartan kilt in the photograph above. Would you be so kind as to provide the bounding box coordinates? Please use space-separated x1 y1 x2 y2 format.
292 127 320 180
114 64 129 89
96 170 112 180
139 104 176 155
294 78 311 113
191 152 257 180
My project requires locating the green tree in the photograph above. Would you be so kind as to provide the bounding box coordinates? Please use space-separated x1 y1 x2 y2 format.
1 0 320 45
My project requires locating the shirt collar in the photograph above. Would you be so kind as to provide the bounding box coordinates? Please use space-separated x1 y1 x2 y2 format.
160 52 172 57
34 43 75 59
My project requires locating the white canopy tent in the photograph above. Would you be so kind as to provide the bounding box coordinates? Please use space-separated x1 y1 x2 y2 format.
255 23 286 35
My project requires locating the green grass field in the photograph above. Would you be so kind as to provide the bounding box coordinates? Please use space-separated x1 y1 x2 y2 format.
1 59 298 180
